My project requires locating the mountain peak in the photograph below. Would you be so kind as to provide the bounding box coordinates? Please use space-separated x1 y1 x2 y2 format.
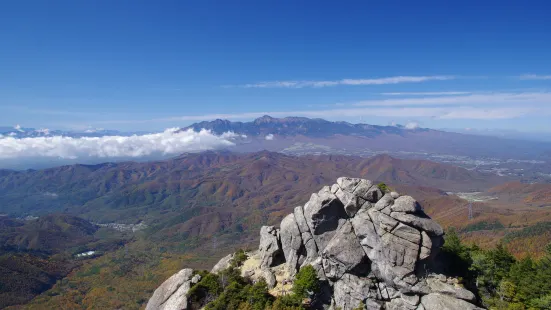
253 115 276 124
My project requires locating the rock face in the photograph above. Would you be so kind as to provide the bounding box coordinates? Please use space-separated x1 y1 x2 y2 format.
146 268 199 310
257 177 482 310
148 178 484 310
211 253 234 274
259 225 284 269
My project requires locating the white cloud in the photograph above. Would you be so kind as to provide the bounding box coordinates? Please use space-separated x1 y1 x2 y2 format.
0 128 237 160
381 91 471 96
265 134 274 140
405 122 420 129
14 124 24 132
438 107 533 119
233 75 455 88
353 92 551 107
98 106 546 126
43 192 58 198
519 74 551 80
35 128 50 135
91 91 551 126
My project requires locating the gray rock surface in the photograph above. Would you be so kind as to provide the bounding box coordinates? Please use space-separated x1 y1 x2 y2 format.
259 225 283 269
321 221 367 280
333 273 376 310
303 191 348 251
294 206 318 266
146 268 194 310
426 276 476 302
337 177 362 192
336 188 364 217
211 253 234 274
390 212 444 236
262 268 277 288
391 196 421 213
421 293 484 310
279 213 303 275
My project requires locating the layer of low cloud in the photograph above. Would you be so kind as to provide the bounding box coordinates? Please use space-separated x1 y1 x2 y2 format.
519 74 551 80
0 129 237 163
232 75 454 88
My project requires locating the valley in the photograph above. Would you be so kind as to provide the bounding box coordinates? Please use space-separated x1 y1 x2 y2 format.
1 150 550 309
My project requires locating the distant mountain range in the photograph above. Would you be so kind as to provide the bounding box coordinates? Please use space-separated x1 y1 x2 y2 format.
182 115 431 137
3 117 551 173
183 116 551 160
0 126 142 139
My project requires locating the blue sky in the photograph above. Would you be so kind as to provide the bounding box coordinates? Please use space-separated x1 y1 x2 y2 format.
1 0 551 132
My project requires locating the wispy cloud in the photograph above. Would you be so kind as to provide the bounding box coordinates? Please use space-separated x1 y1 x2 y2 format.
230 75 455 88
5 105 101 117
91 91 551 126
353 92 551 107
519 74 551 80
381 91 472 96
103 107 542 124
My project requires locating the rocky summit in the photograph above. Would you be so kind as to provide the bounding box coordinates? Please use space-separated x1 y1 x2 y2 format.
147 177 483 310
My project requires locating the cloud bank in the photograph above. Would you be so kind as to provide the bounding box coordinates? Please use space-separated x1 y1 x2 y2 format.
0 129 237 165
233 75 454 88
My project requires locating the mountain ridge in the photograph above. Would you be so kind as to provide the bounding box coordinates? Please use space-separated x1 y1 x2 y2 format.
183 115 431 137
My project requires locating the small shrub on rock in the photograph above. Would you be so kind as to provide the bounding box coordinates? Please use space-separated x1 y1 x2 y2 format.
292 265 320 299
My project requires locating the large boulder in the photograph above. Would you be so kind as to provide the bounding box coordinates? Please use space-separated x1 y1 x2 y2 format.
294 206 319 266
426 276 476 302
303 191 348 252
390 212 444 237
211 253 234 274
421 293 484 310
279 213 303 276
259 226 283 269
333 273 378 310
321 221 368 280
350 205 380 257
146 268 195 310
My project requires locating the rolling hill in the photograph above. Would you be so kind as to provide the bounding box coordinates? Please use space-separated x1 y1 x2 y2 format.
2 152 550 309
0 151 507 255
0 214 130 308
